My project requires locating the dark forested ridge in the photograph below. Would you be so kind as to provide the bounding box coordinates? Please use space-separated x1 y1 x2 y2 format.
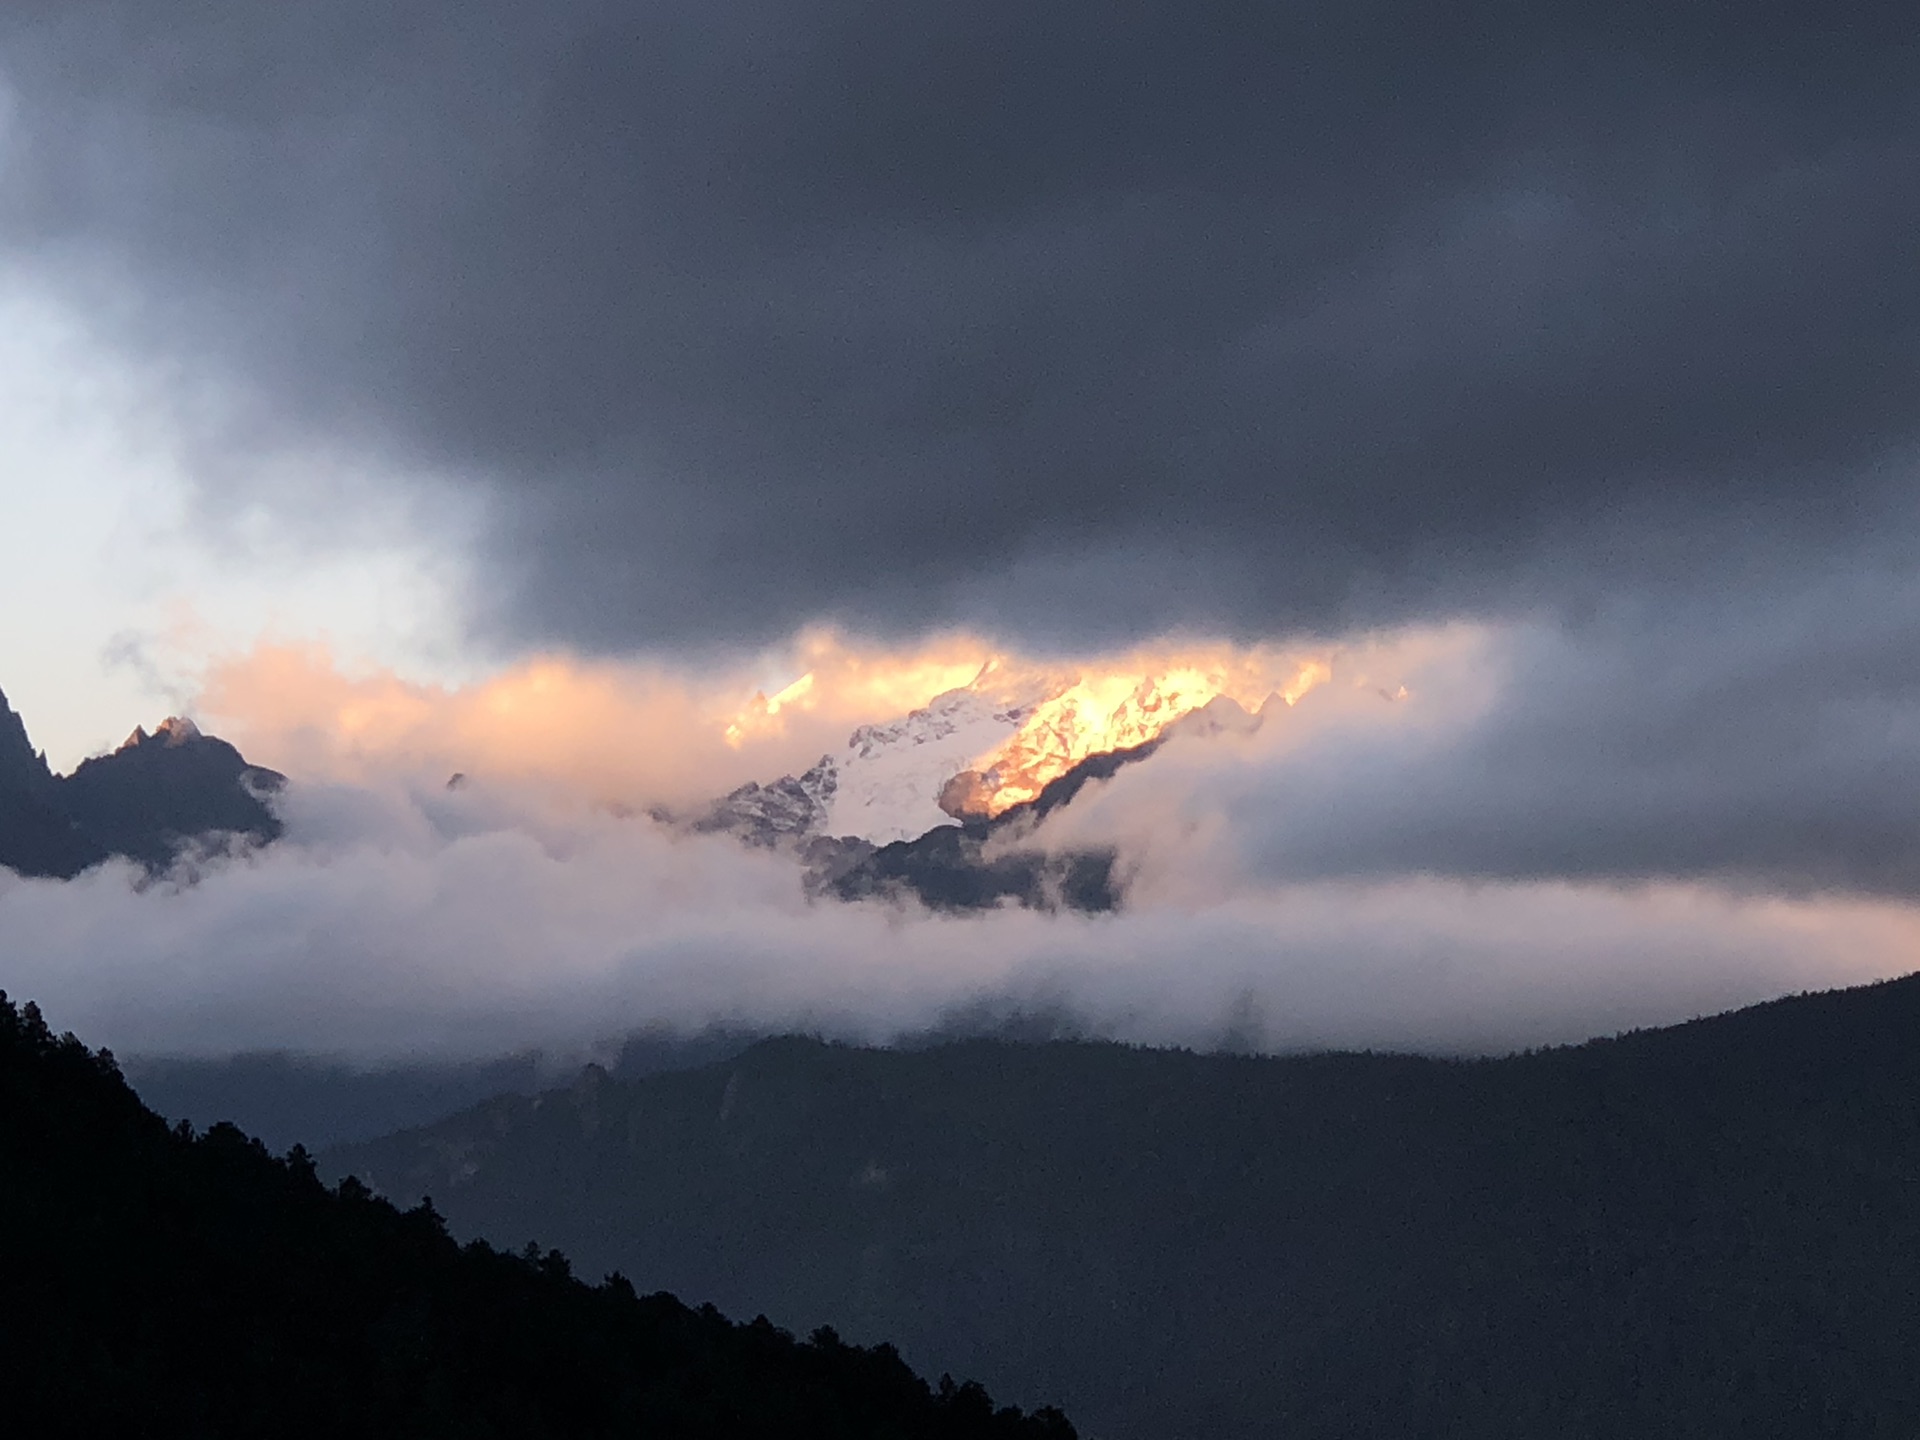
0 993 1075 1440
332 976 1920 1440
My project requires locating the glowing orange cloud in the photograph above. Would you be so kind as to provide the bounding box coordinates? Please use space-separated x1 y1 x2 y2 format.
722 630 999 748
196 644 753 809
193 629 1339 817
721 635 1334 817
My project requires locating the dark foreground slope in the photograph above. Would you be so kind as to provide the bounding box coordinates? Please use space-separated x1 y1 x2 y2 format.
332 976 1920 1440
0 994 1074 1440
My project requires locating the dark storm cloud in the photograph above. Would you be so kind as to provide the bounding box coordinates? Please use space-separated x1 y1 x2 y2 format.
1041 545 1920 902
1 1 1916 647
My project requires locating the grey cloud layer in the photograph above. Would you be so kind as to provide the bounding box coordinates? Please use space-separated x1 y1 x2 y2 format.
4 1 1916 647
1044 556 1920 901
1 773 1906 1064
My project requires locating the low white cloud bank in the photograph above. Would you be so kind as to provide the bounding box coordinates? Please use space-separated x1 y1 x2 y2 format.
0 771 1908 1063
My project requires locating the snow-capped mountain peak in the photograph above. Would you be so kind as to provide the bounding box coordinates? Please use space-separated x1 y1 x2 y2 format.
825 682 1050 843
700 656 1312 848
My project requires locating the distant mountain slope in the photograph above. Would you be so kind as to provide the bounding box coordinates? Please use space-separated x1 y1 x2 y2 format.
329 975 1920 1440
0 690 284 879
0 992 1075 1439
128 1026 765 1154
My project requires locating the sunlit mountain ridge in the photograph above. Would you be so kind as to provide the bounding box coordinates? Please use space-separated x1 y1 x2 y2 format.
712 650 1327 847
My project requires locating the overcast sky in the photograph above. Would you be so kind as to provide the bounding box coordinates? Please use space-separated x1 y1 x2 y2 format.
1 2 1917 1059
6 1 1916 654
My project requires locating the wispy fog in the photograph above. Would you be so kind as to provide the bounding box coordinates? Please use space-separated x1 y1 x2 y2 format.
1 814 1904 1064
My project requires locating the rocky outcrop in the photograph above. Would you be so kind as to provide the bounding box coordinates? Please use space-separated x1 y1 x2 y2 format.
693 755 838 847
0 695 285 880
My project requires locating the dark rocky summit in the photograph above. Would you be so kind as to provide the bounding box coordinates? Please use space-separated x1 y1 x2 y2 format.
695 756 838 847
0 688 284 880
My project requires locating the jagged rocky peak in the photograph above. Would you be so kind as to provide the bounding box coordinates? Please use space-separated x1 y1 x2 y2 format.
0 686 54 783
156 714 203 745
119 715 204 751
0 685 288 879
61 713 288 872
695 755 838 847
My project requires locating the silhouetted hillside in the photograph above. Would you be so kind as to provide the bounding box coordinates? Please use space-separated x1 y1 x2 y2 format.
331 976 1920 1439
0 689 283 879
0 992 1075 1439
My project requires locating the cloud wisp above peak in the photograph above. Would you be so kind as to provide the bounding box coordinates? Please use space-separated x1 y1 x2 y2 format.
1 1 1916 651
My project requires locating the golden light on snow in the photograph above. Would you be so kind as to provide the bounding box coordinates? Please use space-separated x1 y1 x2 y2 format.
195 628 1354 830
964 654 1330 814
724 637 1335 817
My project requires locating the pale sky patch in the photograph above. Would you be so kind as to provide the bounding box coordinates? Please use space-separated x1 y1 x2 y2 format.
0 269 478 769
